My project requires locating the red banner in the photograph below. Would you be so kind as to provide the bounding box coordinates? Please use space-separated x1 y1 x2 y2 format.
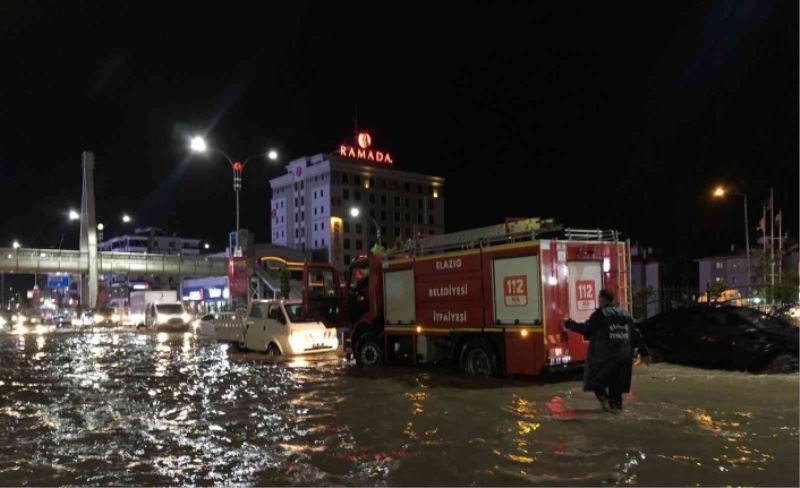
228 257 248 296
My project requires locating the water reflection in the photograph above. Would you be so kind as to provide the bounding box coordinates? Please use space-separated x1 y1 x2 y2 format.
0 333 796 487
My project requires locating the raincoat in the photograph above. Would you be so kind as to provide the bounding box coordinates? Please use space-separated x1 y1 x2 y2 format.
564 305 646 393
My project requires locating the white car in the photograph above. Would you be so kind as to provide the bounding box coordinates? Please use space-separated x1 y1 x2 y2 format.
217 300 338 356
192 313 221 337
145 302 193 332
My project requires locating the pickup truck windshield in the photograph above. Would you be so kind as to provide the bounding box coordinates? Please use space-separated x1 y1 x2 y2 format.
284 304 312 323
156 304 184 314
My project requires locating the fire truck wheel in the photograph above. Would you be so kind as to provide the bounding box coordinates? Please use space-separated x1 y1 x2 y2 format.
356 333 384 367
460 340 499 377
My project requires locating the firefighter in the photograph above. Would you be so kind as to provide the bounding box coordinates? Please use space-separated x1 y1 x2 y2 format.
563 289 649 412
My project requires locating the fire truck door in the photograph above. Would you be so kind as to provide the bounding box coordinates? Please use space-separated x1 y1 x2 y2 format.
302 264 341 327
566 261 603 360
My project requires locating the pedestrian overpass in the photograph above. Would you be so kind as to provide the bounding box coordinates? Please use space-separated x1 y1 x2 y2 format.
0 247 228 276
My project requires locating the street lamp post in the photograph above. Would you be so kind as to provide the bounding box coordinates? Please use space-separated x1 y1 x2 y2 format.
190 136 278 256
350 207 381 248
713 186 751 288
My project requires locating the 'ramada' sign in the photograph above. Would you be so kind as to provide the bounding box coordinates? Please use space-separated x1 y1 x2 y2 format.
338 131 394 164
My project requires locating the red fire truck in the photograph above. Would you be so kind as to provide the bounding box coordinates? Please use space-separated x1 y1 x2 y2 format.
303 218 632 376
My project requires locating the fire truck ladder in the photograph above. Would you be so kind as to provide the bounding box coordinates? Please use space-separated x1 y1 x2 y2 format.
402 218 562 256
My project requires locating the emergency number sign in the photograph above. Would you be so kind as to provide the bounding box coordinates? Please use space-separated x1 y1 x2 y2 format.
503 275 528 307
575 279 596 311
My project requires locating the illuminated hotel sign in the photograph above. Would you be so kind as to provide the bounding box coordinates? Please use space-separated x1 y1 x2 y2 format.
339 131 393 164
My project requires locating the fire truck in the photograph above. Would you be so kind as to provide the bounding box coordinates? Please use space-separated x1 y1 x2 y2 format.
302 218 632 376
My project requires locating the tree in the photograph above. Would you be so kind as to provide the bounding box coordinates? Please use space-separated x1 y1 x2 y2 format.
370 242 386 256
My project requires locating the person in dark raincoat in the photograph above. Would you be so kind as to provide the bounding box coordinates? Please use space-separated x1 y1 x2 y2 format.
563 289 649 411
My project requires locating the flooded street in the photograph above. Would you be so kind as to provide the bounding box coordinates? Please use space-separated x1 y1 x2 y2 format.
0 329 797 486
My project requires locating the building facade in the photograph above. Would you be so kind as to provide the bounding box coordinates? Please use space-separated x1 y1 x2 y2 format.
269 136 445 268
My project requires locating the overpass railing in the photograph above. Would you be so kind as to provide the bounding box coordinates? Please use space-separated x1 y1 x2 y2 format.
0 248 228 276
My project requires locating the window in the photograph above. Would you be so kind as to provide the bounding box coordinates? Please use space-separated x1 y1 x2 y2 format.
404 182 411 192
344 222 350 233
294 182 298 191
370 209 375 218
355 191 361 202
417 214 423 224
342 173 349 184
300 181 304 189
315 240 318 247
394 227 400 237
320 221 324 230
314 208 317 216
394 196 400 206
381 210 386 220
394 212 400 222
381 226 386 237
301 212 304 220
321 238 325 246
344 255 351 265
428 200 433 210
344 238 350 249
343 189 349 200
300 196 304 205
355 223 362 234
405 227 412 238
320 189 324 197
354 175 361 185
314 223 318 231
417 184 423 194
313 191 317 198
418 199 423 209
715 262 724 270
369 177 376 188
405 213 411 223
429 215 434 225
356 240 363 250
369 194 375 204
381 194 387 205
295 198 298 206
405 197 410 208
295 229 299 238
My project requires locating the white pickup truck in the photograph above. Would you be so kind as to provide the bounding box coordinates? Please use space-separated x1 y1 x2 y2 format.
215 299 338 356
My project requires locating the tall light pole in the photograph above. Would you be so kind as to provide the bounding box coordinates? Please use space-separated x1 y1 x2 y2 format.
350 207 381 248
189 136 278 256
713 186 751 289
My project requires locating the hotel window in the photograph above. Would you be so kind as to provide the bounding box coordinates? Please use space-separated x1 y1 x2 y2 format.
356 223 362 234
394 196 400 206
354 175 361 185
429 215 434 225
394 227 400 237
320 189 324 197
715 262 724 270
428 200 433 210
343 189 349 200
300 196 304 205
314 208 317 216
381 210 386 220
417 214 423 224
314 240 318 247
344 255 351 265
381 194 387 205
355 191 361 202
313 191 317 199
405 198 410 208
369 194 375 204
321 238 325 246
370 209 375 218
356 240 363 250
314 223 318 231
394 212 400 222
404 182 411 192
320 221 324 230
405 213 411 223
344 222 350 232
418 198 423 209
417 184 423 194
341 173 349 184
369 177 376 188
300 181 304 189
344 239 350 249
381 226 386 237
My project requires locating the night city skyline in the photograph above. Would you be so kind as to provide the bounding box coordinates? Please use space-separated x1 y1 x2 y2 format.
1 1 797 285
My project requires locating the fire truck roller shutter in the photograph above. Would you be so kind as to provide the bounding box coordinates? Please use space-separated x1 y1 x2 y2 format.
492 255 542 325
384 269 415 325
566 261 603 323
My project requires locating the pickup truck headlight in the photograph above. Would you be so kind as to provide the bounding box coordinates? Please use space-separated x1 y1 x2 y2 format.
93 314 103 323
181 313 192 323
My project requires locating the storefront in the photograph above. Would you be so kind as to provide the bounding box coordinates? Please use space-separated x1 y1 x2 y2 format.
181 277 230 314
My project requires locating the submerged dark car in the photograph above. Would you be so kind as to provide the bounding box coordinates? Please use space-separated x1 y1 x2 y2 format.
639 306 798 373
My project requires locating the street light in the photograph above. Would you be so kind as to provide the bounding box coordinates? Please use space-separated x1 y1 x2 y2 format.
189 135 280 256
121 214 131 223
712 185 751 287
204 243 210 250
12 241 20 250
349 206 381 248
68 209 80 221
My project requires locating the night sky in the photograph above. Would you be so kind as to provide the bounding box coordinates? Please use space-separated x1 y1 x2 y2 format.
1 1 797 285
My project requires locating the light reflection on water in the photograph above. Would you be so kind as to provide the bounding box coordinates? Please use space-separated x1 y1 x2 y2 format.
0 330 796 486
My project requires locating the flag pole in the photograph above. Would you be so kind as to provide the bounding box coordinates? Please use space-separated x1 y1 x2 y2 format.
770 188 774 288
778 209 782 284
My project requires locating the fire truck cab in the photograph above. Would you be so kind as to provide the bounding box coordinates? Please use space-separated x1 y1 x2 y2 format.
305 218 632 377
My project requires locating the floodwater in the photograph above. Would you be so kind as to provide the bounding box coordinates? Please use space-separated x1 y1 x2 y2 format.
0 329 797 486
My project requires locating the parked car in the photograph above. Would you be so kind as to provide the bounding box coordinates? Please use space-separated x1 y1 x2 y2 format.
639 306 798 373
0 312 10 331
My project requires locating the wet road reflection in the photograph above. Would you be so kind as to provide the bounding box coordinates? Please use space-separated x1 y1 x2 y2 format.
0 329 797 486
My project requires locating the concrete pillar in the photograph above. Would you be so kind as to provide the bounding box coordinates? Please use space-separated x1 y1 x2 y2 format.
79 151 98 309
